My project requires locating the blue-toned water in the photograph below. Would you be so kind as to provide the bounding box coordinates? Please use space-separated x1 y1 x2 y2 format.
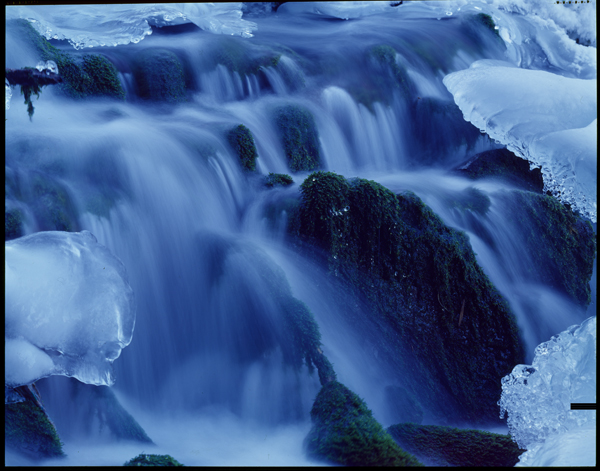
5 1 596 466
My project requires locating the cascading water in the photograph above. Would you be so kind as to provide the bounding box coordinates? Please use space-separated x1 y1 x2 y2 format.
5 1 596 466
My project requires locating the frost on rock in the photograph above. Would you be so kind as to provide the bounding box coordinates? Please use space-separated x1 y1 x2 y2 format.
498 316 596 465
5 3 256 50
443 62 597 222
5 231 136 394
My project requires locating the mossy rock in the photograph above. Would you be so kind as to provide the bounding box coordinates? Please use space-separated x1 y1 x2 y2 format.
31 173 79 232
133 48 187 103
10 19 125 100
275 105 321 172
455 148 544 194
5 385 65 460
227 124 258 172
471 13 502 39
210 36 281 76
305 381 423 466
409 97 481 165
5 208 24 240
444 187 491 216
124 454 184 466
288 172 525 423
387 423 525 467
500 190 596 306
265 172 294 188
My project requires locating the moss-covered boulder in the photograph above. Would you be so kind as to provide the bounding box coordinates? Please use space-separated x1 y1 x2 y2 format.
5 207 24 240
124 454 184 466
275 105 321 172
30 173 79 232
210 36 281 76
455 148 544 193
499 190 596 306
5 384 65 460
387 423 524 467
10 19 125 100
227 124 258 171
265 172 294 188
305 381 423 466
132 48 187 103
288 172 525 423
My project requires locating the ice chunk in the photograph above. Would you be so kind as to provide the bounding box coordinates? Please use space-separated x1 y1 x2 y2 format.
278 1 394 19
5 231 136 390
443 63 597 222
498 316 596 465
5 78 12 111
6 3 256 50
35 60 59 75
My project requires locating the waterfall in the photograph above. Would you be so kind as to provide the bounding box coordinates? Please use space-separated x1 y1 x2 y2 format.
5 1 596 466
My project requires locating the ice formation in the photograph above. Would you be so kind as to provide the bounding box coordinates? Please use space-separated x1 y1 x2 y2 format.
5 3 257 49
278 1 394 20
35 60 59 75
5 78 11 111
5 231 136 392
443 62 597 222
498 316 596 466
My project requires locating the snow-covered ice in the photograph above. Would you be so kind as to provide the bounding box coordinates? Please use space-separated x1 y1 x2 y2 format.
5 3 257 49
5 231 135 391
498 316 596 466
444 62 597 222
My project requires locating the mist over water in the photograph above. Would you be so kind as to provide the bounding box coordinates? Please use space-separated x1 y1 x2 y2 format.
5 2 596 466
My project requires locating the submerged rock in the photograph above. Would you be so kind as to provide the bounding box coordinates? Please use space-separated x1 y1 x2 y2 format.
387 423 524 467
5 384 65 460
305 381 423 466
132 48 187 103
264 172 294 188
274 105 321 172
5 207 24 240
124 454 184 466
455 147 544 193
288 171 525 423
227 124 258 172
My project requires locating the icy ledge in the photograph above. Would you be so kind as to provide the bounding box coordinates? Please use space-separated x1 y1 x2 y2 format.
444 62 597 222
6 3 257 50
498 316 596 466
5 231 136 394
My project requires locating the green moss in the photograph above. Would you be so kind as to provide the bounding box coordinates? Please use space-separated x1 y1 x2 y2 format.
305 381 423 466
124 454 184 466
504 191 596 306
368 45 414 99
211 37 282 76
265 173 294 188
475 13 501 38
5 385 65 460
289 172 525 423
133 48 186 103
226 124 258 171
31 173 79 232
456 148 544 194
5 208 24 240
275 105 321 172
387 423 525 467
11 19 125 100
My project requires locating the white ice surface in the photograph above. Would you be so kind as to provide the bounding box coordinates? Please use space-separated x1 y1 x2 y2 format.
499 316 596 466
5 3 257 49
443 62 597 222
5 231 135 389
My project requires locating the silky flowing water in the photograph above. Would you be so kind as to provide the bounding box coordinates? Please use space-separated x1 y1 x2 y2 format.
5 2 596 466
